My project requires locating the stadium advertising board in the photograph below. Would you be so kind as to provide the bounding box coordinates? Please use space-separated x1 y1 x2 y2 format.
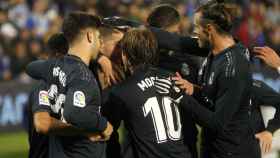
0 80 35 132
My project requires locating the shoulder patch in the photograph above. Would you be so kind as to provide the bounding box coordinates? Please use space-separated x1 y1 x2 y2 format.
73 91 86 108
39 90 50 106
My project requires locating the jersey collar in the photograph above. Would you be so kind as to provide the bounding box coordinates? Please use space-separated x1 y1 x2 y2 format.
66 54 88 66
212 42 243 60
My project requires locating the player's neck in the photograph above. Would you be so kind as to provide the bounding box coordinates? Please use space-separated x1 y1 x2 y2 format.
68 46 92 66
212 34 235 56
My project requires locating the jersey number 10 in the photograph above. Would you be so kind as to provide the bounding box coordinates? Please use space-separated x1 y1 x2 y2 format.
143 97 182 143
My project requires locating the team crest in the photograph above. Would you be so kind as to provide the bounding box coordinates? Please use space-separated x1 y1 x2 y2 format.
39 90 50 106
181 63 190 76
73 91 86 108
245 49 250 61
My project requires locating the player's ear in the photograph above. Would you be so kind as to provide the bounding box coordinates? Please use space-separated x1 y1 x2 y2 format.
208 24 218 35
86 31 94 44
205 24 212 37
121 51 127 68
206 24 212 33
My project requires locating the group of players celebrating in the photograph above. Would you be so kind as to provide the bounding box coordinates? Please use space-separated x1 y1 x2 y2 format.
26 0 280 158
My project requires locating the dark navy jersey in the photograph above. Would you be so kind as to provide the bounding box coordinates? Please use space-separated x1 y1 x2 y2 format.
103 65 191 158
151 28 262 157
179 43 261 158
26 55 107 158
250 80 280 134
151 27 205 158
197 43 255 156
158 49 202 158
28 81 51 158
158 49 202 83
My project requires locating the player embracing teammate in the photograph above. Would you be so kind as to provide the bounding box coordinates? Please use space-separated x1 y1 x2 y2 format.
26 1 280 158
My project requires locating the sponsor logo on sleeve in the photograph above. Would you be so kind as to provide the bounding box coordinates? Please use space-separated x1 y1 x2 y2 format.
73 91 86 108
39 90 50 106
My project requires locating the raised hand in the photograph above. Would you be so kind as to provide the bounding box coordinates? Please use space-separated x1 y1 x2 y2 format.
253 46 280 70
102 16 142 30
172 72 194 95
98 55 117 86
154 75 183 102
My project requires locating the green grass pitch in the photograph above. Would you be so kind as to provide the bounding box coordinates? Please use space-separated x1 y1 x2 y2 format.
0 130 279 158
0 131 28 158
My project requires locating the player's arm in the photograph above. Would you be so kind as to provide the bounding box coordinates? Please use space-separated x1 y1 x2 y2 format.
149 27 209 57
34 112 103 141
91 53 117 86
32 89 79 136
102 91 125 158
26 60 52 81
180 63 249 134
252 80 280 134
32 84 99 137
101 16 209 57
34 111 103 142
31 83 54 134
102 91 124 130
34 112 84 135
27 61 84 135
251 80 280 153
63 79 111 134
169 72 214 111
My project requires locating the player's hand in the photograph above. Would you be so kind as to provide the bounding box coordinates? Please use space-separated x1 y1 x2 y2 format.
154 75 183 102
101 122 113 141
86 133 104 142
253 46 280 69
98 55 117 86
172 72 194 95
255 131 273 154
102 16 142 30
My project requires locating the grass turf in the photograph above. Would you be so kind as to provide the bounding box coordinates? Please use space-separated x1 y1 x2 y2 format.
0 130 279 158
0 131 28 158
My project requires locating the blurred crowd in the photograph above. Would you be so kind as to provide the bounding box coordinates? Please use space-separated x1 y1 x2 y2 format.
0 0 279 81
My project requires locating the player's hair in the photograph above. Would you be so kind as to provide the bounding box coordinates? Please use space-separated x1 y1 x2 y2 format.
147 4 180 29
196 1 236 35
119 28 158 67
62 12 102 44
47 33 69 57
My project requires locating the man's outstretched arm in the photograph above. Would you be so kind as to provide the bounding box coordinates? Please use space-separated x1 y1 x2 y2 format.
102 16 209 57
150 27 209 57
26 60 52 81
